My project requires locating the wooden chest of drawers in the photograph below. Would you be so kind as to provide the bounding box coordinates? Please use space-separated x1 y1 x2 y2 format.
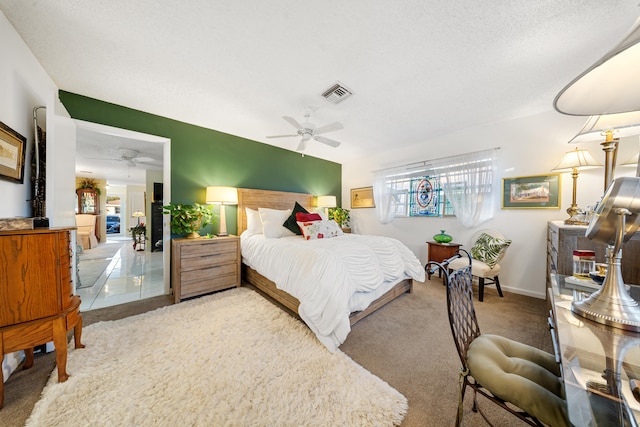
0 227 84 408
171 236 240 303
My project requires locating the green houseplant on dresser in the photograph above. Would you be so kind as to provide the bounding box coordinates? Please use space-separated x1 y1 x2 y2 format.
328 207 351 233
162 202 216 238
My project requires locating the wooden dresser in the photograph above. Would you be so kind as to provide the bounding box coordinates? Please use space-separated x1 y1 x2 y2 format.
171 236 240 303
0 227 84 409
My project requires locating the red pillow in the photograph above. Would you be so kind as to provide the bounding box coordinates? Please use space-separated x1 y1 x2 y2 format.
296 212 322 222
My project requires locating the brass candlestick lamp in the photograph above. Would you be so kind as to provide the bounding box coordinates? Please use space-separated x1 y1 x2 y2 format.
552 147 602 225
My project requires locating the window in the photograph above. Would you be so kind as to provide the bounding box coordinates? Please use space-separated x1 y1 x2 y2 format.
373 148 498 227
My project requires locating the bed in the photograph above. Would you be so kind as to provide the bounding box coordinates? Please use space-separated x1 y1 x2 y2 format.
237 188 425 351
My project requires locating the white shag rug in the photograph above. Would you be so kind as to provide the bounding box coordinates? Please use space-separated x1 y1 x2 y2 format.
27 288 407 426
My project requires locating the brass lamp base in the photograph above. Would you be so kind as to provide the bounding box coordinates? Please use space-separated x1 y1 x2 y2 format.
564 206 589 226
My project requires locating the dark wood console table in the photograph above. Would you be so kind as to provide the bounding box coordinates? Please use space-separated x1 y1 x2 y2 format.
0 227 84 409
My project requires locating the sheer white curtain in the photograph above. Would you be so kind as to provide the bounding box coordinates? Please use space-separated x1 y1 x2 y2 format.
430 148 498 228
373 170 397 224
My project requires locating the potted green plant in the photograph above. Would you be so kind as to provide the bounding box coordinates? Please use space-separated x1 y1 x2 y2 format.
162 202 216 238
129 223 147 250
76 177 102 195
328 207 351 232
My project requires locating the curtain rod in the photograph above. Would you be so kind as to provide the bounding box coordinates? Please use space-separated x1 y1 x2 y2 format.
374 147 500 173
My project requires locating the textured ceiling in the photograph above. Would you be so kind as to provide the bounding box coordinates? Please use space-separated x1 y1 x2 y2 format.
1 1 640 179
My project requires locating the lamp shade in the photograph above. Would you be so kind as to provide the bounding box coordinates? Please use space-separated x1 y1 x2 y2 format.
205 186 238 205
568 112 640 144
316 195 337 208
554 17 640 116
551 148 603 172
622 152 640 167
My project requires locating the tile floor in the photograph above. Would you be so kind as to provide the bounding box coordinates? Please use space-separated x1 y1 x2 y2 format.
76 236 165 311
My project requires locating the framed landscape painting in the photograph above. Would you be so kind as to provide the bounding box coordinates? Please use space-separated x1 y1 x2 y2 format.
502 174 560 209
0 122 27 184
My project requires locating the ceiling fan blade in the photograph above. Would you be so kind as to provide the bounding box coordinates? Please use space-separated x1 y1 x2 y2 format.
313 135 341 148
133 156 154 163
266 134 299 139
314 122 343 135
282 116 304 130
296 138 307 152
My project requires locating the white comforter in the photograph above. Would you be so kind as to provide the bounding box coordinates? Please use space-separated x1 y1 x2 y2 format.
240 232 425 351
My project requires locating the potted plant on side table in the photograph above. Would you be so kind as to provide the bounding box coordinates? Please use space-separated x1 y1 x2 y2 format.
328 207 351 233
162 202 216 238
129 223 147 251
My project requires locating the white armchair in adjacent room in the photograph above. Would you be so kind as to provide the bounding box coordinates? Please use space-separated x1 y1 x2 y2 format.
76 214 98 250
448 229 511 302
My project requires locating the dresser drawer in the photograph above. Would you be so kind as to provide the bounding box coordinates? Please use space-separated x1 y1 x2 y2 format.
180 240 237 258
180 250 237 271
180 270 239 298
181 262 238 284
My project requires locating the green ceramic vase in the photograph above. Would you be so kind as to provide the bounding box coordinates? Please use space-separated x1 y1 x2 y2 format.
433 230 453 243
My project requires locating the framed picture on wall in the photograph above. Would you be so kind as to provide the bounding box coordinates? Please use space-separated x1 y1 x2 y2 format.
0 122 27 184
351 186 375 208
502 174 561 209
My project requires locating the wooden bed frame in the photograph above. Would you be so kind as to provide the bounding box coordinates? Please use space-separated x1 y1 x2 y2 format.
237 188 413 326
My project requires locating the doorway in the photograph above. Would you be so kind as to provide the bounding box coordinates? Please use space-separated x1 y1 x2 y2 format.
74 120 171 310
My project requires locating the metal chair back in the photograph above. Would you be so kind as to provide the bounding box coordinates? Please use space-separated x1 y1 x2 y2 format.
427 249 479 369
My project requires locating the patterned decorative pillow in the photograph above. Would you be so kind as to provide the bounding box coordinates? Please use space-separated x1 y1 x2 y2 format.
297 219 343 240
471 233 511 268
282 202 309 235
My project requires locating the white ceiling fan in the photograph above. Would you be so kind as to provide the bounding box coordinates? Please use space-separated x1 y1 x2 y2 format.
91 148 155 167
267 107 343 152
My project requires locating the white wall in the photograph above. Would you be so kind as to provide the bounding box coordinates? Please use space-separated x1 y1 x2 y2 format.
343 110 639 299
0 9 78 382
0 11 76 225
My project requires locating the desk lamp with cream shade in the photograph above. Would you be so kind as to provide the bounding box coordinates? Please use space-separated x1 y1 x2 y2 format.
132 211 145 225
552 147 602 225
316 195 336 218
554 16 640 331
205 186 238 237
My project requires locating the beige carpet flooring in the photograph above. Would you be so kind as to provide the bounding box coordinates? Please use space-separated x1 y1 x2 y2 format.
0 277 552 426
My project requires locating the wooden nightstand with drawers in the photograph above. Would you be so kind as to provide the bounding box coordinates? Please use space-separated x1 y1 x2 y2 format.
171 236 241 303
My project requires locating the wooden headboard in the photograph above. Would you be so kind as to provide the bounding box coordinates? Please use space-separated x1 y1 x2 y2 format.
237 188 314 234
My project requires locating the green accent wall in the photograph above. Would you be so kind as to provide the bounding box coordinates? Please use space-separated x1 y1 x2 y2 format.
59 91 342 235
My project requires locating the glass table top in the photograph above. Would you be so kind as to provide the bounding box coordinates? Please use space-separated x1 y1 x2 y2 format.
549 274 640 426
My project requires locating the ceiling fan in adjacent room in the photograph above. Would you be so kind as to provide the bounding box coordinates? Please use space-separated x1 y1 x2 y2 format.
93 148 156 167
266 107 343 153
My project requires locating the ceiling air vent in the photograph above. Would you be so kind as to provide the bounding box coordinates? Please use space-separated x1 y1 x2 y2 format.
321 83 353 104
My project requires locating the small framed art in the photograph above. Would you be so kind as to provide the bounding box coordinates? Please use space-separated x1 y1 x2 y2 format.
0 122 27 184
502 174 560 209
351 186 375 208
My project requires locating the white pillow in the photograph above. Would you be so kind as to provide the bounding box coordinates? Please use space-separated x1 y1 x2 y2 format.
297 219 344 240
245 208 263 236
258 208 295 239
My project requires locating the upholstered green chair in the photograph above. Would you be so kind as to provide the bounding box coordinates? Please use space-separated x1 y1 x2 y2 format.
448 229 511 301
427 253 570 427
